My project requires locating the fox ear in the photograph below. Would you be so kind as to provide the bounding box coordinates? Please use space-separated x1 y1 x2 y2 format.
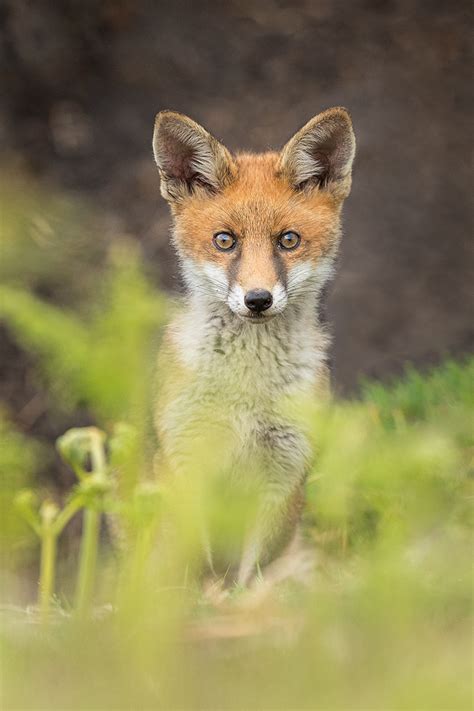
279 107 355 198
153 111 235 203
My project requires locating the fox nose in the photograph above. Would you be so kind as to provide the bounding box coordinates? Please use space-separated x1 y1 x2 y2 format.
244 289 273 313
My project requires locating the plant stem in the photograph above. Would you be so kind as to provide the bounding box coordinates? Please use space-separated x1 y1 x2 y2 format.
74 429 107 618
90 429 106 476
53 498 82 536
39 528 57 622
74 506 101 618
118 522 155 615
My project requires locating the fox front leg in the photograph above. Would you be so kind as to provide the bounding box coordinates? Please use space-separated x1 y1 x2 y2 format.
200 520 216 574
237 484 304 587
237 532 262 587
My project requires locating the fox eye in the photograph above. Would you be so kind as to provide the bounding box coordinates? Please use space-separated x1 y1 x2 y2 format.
213 232 236 252
279 231 301 251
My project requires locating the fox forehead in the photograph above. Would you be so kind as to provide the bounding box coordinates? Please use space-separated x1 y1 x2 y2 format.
173 152 342 261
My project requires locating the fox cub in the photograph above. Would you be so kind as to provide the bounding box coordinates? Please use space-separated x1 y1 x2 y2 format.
152 108 355 585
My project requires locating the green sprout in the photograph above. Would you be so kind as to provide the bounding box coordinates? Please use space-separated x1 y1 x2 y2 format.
14 489 82 621
57 427 110 619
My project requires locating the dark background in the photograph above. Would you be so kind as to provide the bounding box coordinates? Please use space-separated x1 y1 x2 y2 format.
1 0 473 393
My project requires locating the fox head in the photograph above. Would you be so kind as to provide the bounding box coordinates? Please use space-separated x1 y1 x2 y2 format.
153 109 355 323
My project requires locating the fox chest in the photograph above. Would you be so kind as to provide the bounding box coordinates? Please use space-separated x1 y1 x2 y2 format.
159 321 319 478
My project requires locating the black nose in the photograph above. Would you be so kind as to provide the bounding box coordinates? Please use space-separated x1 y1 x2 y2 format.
244 289 273 313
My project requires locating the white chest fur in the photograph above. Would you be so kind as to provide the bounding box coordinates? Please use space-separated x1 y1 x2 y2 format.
174 298 326 396
159 298 328 484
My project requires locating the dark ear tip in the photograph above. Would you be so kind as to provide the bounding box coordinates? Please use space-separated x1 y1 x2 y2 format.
155 110 181 129
154 111 198 138
320 106 353 126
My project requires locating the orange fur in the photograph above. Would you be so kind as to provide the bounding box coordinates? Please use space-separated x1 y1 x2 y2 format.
174 152 342 290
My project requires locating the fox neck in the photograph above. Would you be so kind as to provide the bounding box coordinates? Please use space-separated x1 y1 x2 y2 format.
177 283 329 394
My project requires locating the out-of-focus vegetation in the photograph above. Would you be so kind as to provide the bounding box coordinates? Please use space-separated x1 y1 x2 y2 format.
0 184 472 710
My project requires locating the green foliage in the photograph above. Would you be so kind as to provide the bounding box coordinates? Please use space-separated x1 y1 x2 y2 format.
0 416 47 568
361 357 474 426
1 359 472 710
0 242 166 421
0 184 472 709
